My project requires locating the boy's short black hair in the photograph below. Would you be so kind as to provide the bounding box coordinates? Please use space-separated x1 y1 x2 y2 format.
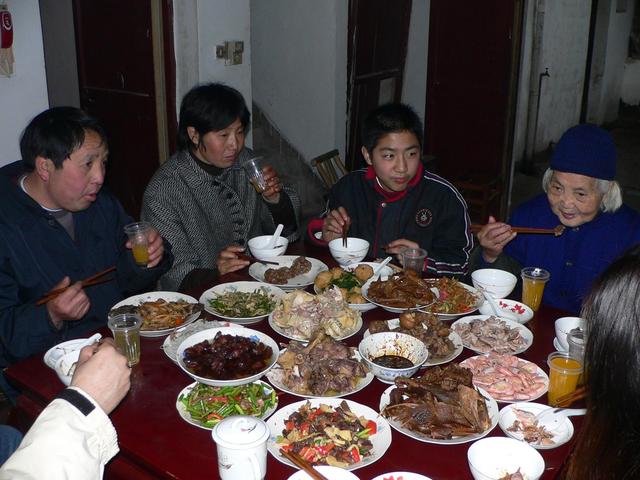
177 83 251 152
361 103 423 153
20 107 108 171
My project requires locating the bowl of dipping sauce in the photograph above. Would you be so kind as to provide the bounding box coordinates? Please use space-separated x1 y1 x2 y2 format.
358 332 428 384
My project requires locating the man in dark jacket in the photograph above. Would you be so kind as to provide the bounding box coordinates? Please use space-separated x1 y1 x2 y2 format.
0 107 172 398
309 103 472 277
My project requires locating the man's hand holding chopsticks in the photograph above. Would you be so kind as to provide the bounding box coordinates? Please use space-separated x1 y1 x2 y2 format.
321 207 351 242
46 276 91 329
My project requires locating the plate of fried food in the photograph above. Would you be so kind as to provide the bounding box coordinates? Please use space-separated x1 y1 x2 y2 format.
314 262 394 312
419 278 483 321
362 271 436 313
249 255 328 290
200 281 286 324
265 331 373 398
364 311 464 367
109 291 202 337
379 363 498 445
269 289 363 341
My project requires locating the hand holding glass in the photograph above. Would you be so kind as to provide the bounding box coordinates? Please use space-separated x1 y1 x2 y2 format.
124 222 152 267
242 157 267 193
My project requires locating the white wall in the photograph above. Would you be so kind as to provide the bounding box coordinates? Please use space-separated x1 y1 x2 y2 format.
622 58 640 104
402 0 430 127
251 0 347 161
0 0 48 166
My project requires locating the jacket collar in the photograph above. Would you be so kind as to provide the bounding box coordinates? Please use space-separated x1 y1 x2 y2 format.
365 162 424 202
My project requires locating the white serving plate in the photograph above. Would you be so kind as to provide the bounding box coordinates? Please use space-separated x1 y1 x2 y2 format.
176 327 279 387
361 280 435 314
199 281 285 324
451 314 534 355
268 311 363 342
362 318 463 367
379 385 498 445
267 398 392 471
248 255 328 290
265 349 374 398
498 402 574 449
460 354 549 404
161 320 244 363
175 380 277 430
110 291 200 338
287 465 360 480
478 298 535 324
371 473 433 480
419 281 483 321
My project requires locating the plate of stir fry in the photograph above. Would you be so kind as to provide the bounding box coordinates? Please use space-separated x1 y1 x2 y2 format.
419 278 483 321
268 399 391 471
176 380 278 430
200 281 286 324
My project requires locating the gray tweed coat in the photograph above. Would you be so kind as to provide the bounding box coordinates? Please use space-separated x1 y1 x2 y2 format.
141 148 300 290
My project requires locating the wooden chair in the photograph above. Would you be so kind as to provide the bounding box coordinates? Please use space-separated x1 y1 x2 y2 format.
453 174 502 224
311 149 347 189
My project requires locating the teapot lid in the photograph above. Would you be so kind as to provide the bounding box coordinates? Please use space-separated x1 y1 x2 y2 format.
211 415 269 448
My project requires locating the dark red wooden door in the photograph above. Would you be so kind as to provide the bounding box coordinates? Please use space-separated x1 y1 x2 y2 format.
426 1 523 220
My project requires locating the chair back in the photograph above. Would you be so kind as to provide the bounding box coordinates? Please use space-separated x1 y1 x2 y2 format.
311 149 347 189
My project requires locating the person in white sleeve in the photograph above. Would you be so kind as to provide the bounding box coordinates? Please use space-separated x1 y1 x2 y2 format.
0 338 131 480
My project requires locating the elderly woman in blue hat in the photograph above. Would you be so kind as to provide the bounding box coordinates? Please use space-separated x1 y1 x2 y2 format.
471 124 640 314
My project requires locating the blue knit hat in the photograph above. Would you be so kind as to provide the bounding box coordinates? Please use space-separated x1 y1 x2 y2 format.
550 124 616 180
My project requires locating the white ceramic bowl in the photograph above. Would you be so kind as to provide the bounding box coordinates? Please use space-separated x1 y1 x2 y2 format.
248 235 289 260
328 237 370 266
478 299 534 324
287 465 360 480
471 269 518 299
371 473 433 480
54 349 80 386
467 437 545 480
358 332 428 384
554 316 584 351
176 327 279 387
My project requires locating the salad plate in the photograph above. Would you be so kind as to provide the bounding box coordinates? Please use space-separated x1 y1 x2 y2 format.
419 280 483 321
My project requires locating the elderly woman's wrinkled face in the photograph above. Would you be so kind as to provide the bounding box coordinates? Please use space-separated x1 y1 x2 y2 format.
188 118 245 168
547 171 603 227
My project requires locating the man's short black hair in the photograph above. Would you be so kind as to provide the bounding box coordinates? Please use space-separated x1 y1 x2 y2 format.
20 107 107 171
361 103 423 154
177 83 251 152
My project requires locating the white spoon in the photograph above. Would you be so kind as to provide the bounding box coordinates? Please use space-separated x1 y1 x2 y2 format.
478 286 518 322
373 256 393 279
535 407 586 431
265 224 284 249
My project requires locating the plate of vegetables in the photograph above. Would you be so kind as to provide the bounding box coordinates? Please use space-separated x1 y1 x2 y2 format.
176 380 278 430
200 281 286 324
267 399 391 471
313 262 394 312
419 278 483 321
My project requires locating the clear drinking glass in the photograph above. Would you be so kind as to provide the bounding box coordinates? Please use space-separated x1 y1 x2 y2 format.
108 313 142 367
242 157 267 193
124 222 152 267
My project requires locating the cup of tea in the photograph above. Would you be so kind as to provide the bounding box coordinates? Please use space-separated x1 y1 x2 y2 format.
402 247 427 275
107 313 142 367
212 416 269 480
242 157 267 193
124 222 152 267
520 267 550 312
547 351 583 406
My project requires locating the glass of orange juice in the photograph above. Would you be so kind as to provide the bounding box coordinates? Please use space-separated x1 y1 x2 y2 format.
547 351 583 406
124 222 151 267
521 267 550 311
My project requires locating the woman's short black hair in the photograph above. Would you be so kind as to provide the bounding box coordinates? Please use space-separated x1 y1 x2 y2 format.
177 83 251 152
20 107 107 171
361 103 423 154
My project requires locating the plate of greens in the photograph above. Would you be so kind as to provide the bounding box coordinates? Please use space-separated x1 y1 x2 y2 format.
176 380 278 430
199 281 286 324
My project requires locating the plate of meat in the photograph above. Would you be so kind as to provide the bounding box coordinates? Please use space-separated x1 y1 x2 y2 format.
249 255 328 290
499 402 574 449
460 353 549 403
451 315 533 355
379 363 499 445
361 271 436 313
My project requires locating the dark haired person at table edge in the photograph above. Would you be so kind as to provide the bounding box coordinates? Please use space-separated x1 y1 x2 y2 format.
470 124 640 314
142 82 300 291
0 107 172 400
0 339 131 479
308 103 473 277
562 245 640 479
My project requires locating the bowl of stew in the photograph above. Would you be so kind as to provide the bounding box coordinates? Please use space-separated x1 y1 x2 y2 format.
176 327 279 387
358 332 428 384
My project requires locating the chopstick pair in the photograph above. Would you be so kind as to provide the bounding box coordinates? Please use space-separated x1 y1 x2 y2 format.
36 266 116 306
470 224 565 236
341 219 350 248
281 450 329 480
553 386 587 407
237 253 279 266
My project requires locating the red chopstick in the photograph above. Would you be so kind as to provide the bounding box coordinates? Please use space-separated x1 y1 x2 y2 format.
36 266 116 306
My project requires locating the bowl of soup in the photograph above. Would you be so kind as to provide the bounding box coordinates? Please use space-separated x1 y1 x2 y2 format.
358 332 427 384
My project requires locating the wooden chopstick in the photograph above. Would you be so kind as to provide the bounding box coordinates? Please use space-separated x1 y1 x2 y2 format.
36 266 116 306
237 253 280 266
553 385 587 407
281 450 329 480
470 224 565 236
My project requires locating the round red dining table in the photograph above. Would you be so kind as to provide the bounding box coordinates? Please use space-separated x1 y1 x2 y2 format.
6 240 581 479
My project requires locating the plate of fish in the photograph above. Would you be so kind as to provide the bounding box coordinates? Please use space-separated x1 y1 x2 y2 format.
451 315 533 355
249 255 328 290
499 402 574 449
